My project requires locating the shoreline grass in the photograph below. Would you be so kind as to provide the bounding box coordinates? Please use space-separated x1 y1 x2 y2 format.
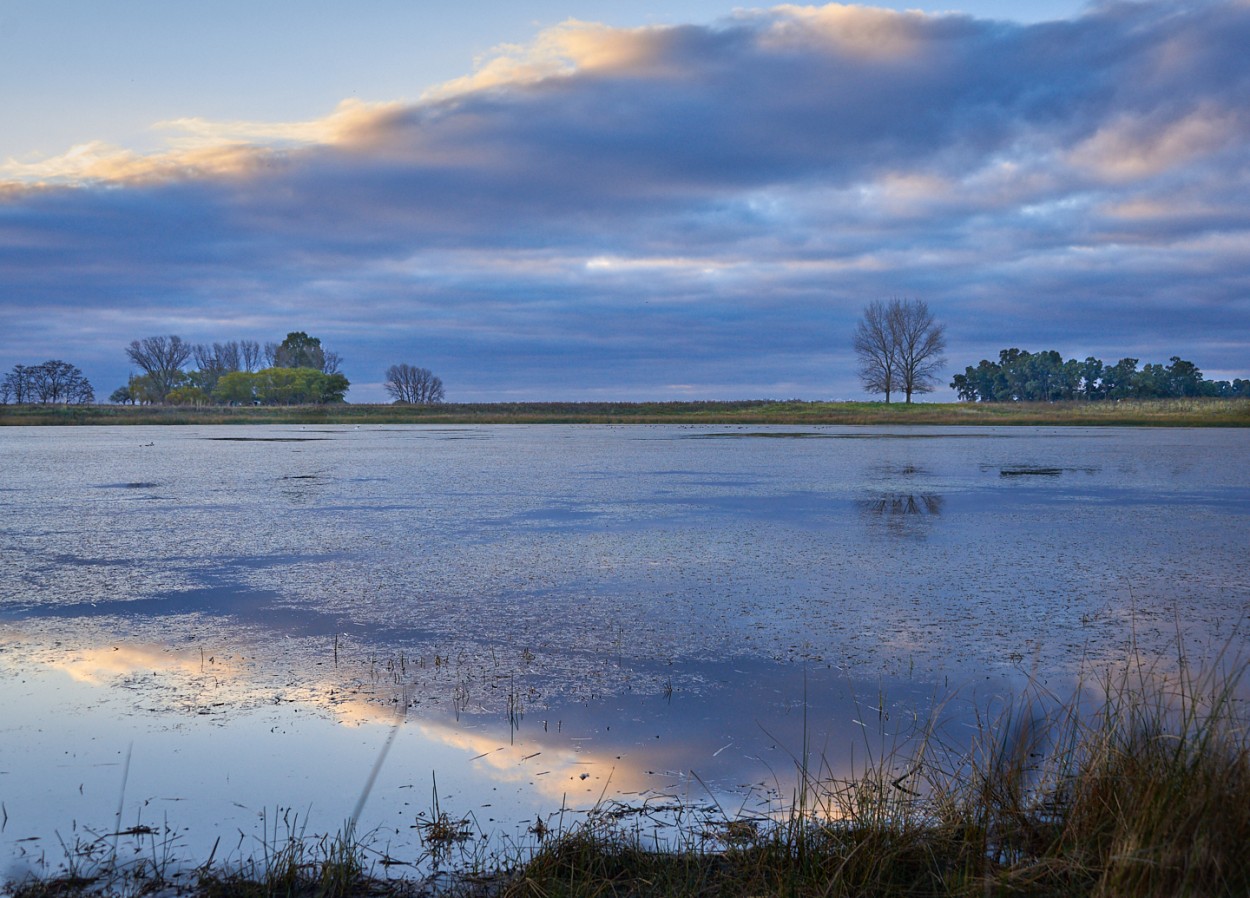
2 397 1248 427
8 652 1249 897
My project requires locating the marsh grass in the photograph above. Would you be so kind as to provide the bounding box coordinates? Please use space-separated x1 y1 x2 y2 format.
8 652 1250 897
482 649 1250 897
3 398 1248 426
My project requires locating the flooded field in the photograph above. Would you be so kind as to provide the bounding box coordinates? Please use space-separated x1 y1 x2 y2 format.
1 424 1247 880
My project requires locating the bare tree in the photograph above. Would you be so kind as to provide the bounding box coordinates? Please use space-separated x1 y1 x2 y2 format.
216 341 243 372
3 360 93 404
239 339 262 372
1 364 30 404
192 341 255 392
891 298 946 403
384 364 445 404
126 335 192 402
852 300 898 403
192 343 217 373
853 298 946 403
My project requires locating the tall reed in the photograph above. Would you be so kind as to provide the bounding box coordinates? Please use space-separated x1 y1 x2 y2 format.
497 652 1250 897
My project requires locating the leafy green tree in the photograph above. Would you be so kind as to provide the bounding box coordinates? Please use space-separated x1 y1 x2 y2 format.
951 349 1240 402
950 371 975 401
1101 358 1139 400
166 385 210 406
213 371 257 405
1078 357 1105 400
1021 350 1066 402
318 372 350 403
273 332 322 369
250 367 349 405
1135 362 1169 398
1165 357 1204 397
952 357 1010 402
127 372 171 405
996 348 1031 400
264 332 343 374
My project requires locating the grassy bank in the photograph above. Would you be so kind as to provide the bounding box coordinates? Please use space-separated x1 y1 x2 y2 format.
3 397 1249 426
9 655 1249 897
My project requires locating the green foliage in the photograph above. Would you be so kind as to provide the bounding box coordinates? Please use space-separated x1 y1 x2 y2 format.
952 348 1250 402
165 385 210 406
126 372 173 405
108 385 133 404
274 330 323 369
121 330 344 405
208 367 349 406
212 370 257 405
319 372 350 404
255 366 348 404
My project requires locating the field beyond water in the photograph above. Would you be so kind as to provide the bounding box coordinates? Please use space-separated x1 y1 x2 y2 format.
2 397 1249 426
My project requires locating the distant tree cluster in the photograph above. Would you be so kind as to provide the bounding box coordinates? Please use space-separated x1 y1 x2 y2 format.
117 331 349 406
384 364 445 404
1 360 94 405
951 349 1250 402
853 298 947 403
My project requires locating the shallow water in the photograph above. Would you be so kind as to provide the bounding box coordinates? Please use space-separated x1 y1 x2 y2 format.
1 424 1247 879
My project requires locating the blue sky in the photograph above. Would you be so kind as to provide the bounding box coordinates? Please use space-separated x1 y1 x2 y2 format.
2 0 1247 402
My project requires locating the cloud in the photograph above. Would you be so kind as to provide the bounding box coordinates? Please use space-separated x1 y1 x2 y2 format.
2 1 1248 401
1068 104 1244 181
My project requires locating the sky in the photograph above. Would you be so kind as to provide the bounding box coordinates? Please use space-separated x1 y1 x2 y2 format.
2 0 1248 403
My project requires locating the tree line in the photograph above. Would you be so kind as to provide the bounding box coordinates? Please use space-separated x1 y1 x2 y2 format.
113 332 350 406
1 360 94 405
110 332 448 406
1 331 449 407
951 349 1250 402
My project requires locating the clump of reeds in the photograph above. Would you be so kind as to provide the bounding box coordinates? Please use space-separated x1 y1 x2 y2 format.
5 818 398 898
493 652 1250 897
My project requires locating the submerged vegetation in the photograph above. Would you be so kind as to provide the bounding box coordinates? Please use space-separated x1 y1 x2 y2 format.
8 652 1249 897
1 397 1249 426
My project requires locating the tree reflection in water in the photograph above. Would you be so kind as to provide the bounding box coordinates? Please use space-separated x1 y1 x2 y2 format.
856 492 944 538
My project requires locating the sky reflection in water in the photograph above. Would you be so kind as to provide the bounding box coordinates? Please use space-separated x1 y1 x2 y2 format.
1 424 1247 875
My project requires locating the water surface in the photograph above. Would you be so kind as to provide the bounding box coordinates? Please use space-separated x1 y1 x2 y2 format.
2 424 1246 878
